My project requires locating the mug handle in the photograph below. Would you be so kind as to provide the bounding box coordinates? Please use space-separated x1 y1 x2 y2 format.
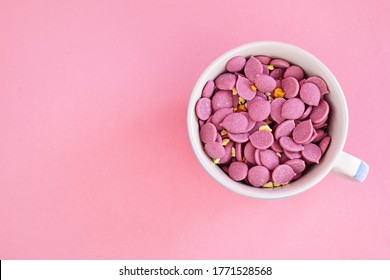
331 151 369 182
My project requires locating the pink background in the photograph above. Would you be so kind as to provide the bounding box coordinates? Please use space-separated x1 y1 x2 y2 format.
1 0 389 259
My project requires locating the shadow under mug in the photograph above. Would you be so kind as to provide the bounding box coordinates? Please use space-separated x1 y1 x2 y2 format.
187 41 369 199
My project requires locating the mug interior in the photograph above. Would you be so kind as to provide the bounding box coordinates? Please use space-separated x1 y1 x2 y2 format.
188 41 348 199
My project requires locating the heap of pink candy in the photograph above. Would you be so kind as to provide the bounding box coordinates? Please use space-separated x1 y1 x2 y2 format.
195 55 331 188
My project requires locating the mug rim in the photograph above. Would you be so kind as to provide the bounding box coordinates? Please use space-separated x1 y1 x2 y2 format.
187 41 348 199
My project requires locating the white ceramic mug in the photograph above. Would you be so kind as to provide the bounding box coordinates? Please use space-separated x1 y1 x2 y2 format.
187 41 369 199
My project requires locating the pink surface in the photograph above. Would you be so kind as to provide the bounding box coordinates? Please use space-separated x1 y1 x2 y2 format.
1 0 389 259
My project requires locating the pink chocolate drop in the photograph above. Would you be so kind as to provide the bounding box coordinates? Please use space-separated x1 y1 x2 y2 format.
215 73 237 90
244 56 264 82
281 98 305 120
282 77 300 99
293 119 314 144
284 150 302 160
211 90 233 111
248 166 270 187
284 65 304 81
310 99 329 124
270 59 290 69
235 142 243 161
285 159 306 173
279 136 304 152
202 80 215 98
274 119 295 140
204 142 225 158
219 141 234 164
319 136 331 153
270 98 287 124
220 113 248 133
302 143 322 163
299 82 321 106
249 130 274 150
226 56 246 73
227 132 249 143
236 75 256 100
271 140 284 153
247 99 271 122
195 97 212 121
255 55 271 65
244 142 257 164
270 68 285 79
211 107 233 130
254 149 262 165
254 74 277 93
200 123 218 143
229 161 249 181
272 164 296 184
299 105 313 120
305 76 329 95
260 149 280 171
